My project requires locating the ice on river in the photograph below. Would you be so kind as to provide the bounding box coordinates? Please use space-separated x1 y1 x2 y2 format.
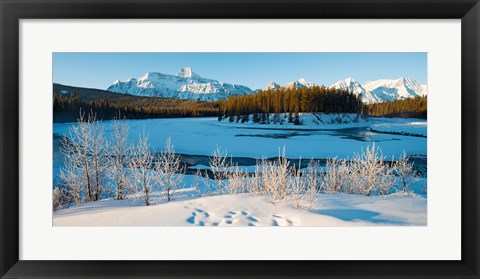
53 115 427 160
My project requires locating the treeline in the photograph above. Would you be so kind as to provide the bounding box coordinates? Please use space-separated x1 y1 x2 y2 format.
219 87 428 121
219 86 365 119
367 96 427 119
53 92 219 122
53 84 428 122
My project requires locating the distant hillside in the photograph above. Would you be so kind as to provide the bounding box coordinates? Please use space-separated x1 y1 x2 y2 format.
54 83 159 101
53 84 219 123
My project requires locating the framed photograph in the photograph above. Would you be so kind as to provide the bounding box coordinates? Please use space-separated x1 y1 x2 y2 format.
1 0 479 278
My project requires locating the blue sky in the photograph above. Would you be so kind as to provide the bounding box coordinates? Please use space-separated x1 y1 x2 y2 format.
53 53 427 90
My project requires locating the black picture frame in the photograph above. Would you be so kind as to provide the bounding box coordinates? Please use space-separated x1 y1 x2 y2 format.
1 0 479 278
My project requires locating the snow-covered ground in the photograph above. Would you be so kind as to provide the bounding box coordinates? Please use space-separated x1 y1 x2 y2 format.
370 121 427 137
53 190 427 227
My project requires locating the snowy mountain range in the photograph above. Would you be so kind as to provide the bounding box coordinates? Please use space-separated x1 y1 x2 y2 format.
107 67 427 103
266 77 427 104
330 77 427 103
284 78 315 89
107 67 253 101
264 82 281 91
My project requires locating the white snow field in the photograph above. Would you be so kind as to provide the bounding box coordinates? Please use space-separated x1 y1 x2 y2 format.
370 121 427 137
53 188 427 227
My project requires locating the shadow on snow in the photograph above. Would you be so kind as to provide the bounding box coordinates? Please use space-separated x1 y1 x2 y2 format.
310 208 405 225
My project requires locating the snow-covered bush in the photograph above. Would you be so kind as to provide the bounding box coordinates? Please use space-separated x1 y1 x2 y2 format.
320 144 400 196
156 137 185 201
305 159 321 192
52 178 76 210
60 110 107 203
129 131 156 206
106 117 132 200
393 151 417 193
302 159 320 208
52 187 70 210
262 147 290 204
208 147 249 195
322 157 349 194
192 169 215 195
88 116 108 201
246 162 263 196
227 164 247 195
289 159 307 208
52 188 63 210
59 156 84 205
350 143 395 196
287 159 319 209
192 168 202 194
209 146 230 195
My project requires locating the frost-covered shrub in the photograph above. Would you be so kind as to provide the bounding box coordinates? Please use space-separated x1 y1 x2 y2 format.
393 151 417 193
261 148 290 204
59 110 109 203
192 168 203 194
59 161 84 205
227 165 247 195
129 132 156 206
322 158 349 194
52 188 64 210
52 185 74 210
192 169 215 196
106 117 132 200
320 143 400 196
350 143 395 196
156 137 185 202
246 163 263 196
289 159 307 209
301 159 320 209
209 146 230 195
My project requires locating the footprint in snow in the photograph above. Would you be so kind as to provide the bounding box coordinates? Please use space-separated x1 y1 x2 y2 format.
186 208 213 226
186 216 195 224
220 210 260 226
272 214 293 226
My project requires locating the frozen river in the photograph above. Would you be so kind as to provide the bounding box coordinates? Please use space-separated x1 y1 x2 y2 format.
53 116 427 180
54 117 426 158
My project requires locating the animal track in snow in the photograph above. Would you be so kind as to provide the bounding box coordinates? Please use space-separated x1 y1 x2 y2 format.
186 208 211 226
185 208 293 227
219 210 260 226
271 214 293 226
